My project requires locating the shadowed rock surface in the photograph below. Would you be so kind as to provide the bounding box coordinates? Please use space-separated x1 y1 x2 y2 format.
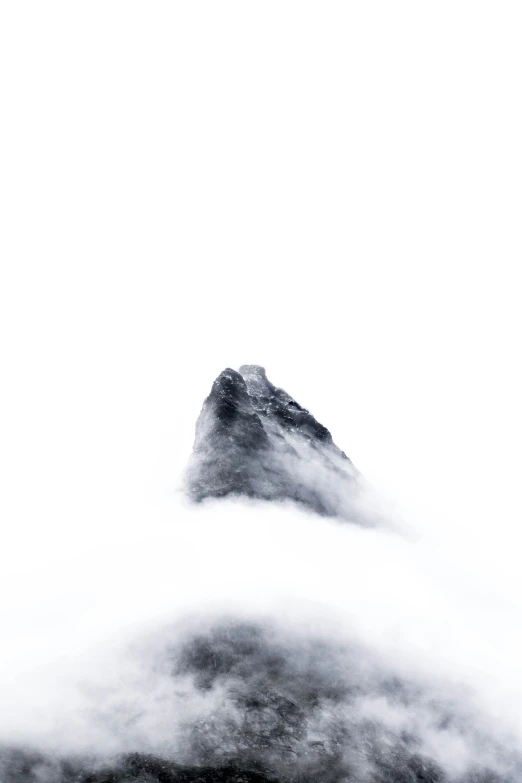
186 366 373 523
1 622 518 782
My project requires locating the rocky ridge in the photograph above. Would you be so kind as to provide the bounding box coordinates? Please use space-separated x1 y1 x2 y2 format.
186 365 372 523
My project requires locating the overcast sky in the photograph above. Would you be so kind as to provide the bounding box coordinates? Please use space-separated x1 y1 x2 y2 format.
1 0 522 694
2 3 520 533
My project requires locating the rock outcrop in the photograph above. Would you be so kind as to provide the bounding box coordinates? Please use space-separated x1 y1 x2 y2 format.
186 365 371 523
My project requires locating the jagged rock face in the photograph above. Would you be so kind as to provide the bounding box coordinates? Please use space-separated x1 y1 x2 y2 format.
0 621 516 782
186 365 370 523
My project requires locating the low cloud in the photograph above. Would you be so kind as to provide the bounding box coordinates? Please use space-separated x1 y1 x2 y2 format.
1 490 522 779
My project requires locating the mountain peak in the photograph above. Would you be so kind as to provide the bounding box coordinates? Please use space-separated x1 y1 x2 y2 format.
238 364 271 396
207 368 258 423
186 365 371 523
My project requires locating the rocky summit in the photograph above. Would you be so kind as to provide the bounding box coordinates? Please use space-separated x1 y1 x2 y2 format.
186 365 373 523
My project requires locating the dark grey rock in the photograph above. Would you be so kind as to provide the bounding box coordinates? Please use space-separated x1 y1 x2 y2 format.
2 622 518 783
186 366 373 523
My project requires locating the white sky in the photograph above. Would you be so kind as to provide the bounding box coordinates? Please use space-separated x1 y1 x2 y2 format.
1 2 521 530
0 3 522 757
